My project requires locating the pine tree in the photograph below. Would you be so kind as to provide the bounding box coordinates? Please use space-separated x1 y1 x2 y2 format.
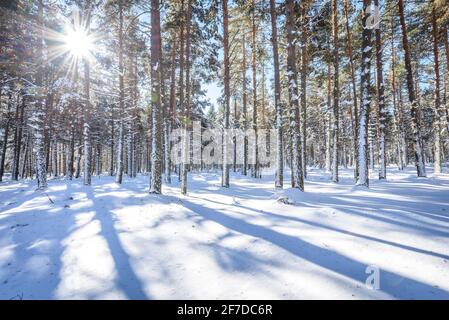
356 0 372 187
331 0 339 183
374 0 386 179
269 0 283 189
398 0 426 177
286 0 303 190
222 0 230 188
149 0 163 194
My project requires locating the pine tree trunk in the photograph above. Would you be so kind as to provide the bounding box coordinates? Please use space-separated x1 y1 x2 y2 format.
374 0 386 179
356 0 372 187
11 91 24 181
116 0 125 184
286 0 303 191
0 92 12 182
83 1 92 186
431 6 442 174
149 0 163 194
165 33 177 184
251 0 259 179
331 0 339 183
269 0 283 188
443 26 449 135
390 10 404 170
398 0 426 177
343 0 358 180
242 32 248 176
222 0 230 188
325 57 332 172
181 0 192 194
34 0 47 189
300 1 308 179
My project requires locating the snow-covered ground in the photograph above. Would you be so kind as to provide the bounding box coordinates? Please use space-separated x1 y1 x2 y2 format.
1 166 449 300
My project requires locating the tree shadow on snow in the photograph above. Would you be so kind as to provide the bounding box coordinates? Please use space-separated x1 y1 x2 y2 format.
173 195 449 299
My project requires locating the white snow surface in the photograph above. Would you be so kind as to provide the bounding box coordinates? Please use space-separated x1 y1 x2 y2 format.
1 167 449 300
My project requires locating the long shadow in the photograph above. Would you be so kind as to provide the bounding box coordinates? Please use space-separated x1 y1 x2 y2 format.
175 196 449 299
84 186 148 300
0 181 79 299
189 195 449 261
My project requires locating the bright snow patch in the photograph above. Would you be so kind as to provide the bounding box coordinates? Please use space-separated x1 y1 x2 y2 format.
1 167 449 299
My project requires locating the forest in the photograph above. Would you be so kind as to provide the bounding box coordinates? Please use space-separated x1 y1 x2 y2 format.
1 0 449 300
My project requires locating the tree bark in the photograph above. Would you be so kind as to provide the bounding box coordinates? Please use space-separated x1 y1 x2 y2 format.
398 0 426 177
181 0 192 194
34 0 47 189
269 0 283 188
374 0 386 179
0 92 12 182
331 0 339 183
116 0 125 184
343 0 358 180
149 0 163 193
356 0 372 187
222 0 230 188
431 5 442 174
286 0 303 190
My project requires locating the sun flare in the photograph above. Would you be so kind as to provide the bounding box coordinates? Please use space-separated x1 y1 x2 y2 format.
64 27 93 58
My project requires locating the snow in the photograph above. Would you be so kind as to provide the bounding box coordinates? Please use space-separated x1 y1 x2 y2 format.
1 167 449 299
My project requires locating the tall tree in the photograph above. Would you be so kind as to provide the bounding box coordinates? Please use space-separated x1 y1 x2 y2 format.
356 0 372 187
374 0 386 179
299 0 309 179
83 0 92 186
343 0 358 179
181 0 192 195
398 0 426 177
34 0 48 189
116 0 125 184
269 0 283 188
149 0 163 193
251 0 258 179
431 4 442 174
222 0 230 188
331 0 339 183
286 0 303 190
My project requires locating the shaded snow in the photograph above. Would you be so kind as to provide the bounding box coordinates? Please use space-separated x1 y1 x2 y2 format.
1 167 449 299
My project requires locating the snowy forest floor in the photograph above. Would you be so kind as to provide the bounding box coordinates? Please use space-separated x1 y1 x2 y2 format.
1 166 449 300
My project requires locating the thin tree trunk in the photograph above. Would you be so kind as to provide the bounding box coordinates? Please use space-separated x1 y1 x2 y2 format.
116 0 125 184
432 5 442 174
269 0 283 188
374 0 386 179
251 0 259 178
12 93 24 181
343 0 358 180
300 1 308 179
222 0 230 188
83 1 92 185
181 0 192 194
331 0 339 183
34 0 47 189
286 0 303 190
390 17 403 170
149 0 163 194
398 0 426 177
164 34 177 184
0 92 12 182
325 57 332 172
356 0 372 187
242 32 248 176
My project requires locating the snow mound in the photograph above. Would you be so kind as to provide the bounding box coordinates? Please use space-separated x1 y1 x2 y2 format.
274 188 303 205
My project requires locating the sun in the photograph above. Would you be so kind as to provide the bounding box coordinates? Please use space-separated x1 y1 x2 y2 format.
64 27 93 58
